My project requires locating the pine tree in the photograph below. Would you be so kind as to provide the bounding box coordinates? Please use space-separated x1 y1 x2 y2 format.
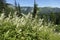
14 0 22 17
32 0 38 18
15 0 17 11
17 3 22 17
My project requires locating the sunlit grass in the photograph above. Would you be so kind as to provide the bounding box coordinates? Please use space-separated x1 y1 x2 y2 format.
0 12 60 40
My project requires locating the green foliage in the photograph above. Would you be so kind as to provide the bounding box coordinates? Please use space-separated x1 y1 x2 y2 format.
0 13 60 40
0 0 6 12
0 1 60 40
50 12 56 23
55 25 60 32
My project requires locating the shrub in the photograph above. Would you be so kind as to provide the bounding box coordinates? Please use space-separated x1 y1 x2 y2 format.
0 13 60 40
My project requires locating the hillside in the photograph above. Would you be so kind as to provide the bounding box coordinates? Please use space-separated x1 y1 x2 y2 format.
7 5 60 14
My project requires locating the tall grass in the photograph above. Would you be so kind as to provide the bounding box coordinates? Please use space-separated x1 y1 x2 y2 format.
0 12 60 40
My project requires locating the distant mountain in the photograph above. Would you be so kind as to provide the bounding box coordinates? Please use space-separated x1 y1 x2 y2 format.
7 5 60 14
21 7 33 14
21 7 60 14
40 7 60 14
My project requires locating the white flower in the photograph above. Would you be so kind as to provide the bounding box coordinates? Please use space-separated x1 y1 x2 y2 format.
19 29 22 32
39 25 43 31
21 37 25 39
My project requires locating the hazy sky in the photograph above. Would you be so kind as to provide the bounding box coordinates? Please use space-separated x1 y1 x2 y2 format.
6 0 60 7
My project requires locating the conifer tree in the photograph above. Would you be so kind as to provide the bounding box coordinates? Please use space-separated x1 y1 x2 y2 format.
15 0 17 11
32 0 38 18
14 0 22 17
17 3 22 17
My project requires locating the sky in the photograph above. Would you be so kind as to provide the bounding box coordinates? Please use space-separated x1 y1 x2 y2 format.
6 0 60 8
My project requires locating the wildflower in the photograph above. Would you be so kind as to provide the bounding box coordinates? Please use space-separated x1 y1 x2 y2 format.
21 37 25 40
39 25 43 31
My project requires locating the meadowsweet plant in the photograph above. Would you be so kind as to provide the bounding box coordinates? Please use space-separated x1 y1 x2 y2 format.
0 12 60 40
